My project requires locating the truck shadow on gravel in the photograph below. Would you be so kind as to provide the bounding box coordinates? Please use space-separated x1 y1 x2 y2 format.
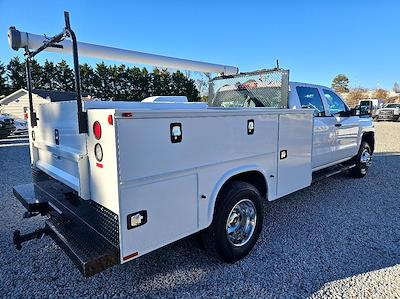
88 153 400 297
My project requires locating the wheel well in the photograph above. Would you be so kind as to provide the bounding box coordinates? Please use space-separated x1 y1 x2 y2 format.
362 132 375 153
220 171 267 199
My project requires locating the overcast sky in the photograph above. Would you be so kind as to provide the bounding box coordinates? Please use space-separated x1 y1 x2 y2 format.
0 0 398 90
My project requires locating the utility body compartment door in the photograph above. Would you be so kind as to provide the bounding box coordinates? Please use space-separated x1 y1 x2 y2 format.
30 101 90 199
276 112 313 198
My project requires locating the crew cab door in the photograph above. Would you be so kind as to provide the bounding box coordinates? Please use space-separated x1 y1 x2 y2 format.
294 85 335 169
321 89 359 160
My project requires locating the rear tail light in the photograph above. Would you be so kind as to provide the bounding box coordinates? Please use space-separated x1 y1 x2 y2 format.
93 121 102 140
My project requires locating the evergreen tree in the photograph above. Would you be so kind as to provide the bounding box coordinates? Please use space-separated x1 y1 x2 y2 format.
140 68 151 99
151 68 172 96
0 60 9 96
94 62 111 99
113 65 126 99
30 59 43 89
170 71 200 102
7 57 26 92
171 71 186 96
80 63 96 95
3 57 201 101
183 77 200 102
41 60 57 90
108 64 122 100
54 60 74 91
126 66 149 100
331 74 350 93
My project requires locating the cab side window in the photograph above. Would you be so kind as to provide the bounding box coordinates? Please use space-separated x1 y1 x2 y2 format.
296 86 326 117
323 89 348 116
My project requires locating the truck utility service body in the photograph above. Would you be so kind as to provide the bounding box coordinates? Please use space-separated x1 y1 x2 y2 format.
9 13 374 277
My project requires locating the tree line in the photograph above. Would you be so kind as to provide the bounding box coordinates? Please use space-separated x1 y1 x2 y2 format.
0 57 200 101
331 74 400 107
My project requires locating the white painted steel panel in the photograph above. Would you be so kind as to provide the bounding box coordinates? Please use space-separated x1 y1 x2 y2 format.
116 111 282 259
116 113 279 184
32 102 90 199
86 109 120 214
277 113 313 198
334 116 360 159
119 174 198 262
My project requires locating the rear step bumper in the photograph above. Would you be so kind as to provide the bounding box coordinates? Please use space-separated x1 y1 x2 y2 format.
45 215 119 277
13 180 120 277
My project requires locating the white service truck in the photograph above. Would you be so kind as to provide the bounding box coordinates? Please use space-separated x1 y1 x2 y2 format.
8 13 374 277
376 103 400 121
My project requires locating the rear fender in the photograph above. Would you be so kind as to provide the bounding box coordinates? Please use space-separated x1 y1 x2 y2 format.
206 165 269 228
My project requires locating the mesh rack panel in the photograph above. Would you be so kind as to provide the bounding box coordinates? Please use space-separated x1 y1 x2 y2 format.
208 69 289 108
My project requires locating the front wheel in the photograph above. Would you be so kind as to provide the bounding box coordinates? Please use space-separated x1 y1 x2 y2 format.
349 141 372 178
201 181 263 263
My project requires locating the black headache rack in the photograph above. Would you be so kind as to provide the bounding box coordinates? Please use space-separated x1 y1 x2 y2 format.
12 170 120 277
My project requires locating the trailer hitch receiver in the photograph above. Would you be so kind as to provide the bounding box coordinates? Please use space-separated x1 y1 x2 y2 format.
13 228 50 250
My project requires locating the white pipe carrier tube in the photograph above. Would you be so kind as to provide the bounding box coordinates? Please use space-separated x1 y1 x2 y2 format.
8 27 239 75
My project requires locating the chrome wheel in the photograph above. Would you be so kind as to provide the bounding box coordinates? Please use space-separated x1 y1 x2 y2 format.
226 199 257 247
360 148 372 174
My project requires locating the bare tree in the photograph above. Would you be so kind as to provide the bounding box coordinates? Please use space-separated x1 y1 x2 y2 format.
393 82 400 93
347 88 368 107
195 73 210 96
372 88 388 100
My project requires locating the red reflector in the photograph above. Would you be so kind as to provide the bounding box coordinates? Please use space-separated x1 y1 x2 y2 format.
123 251 139 261
122 112 133 117
108 115 113 125
93 121 102 140
96 162 103 168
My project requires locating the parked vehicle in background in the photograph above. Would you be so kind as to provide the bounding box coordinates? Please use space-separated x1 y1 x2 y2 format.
13 119 28 135
358 99 384 119
376 103 400 121
0 114 15 138
0 121 11 138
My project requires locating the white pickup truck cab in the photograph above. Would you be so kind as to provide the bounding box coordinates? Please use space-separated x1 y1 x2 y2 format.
8 17 374 277
376 103 400 121
289 82 374 172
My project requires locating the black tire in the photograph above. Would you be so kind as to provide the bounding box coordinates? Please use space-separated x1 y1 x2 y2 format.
349 141 372 178
201 181 263 263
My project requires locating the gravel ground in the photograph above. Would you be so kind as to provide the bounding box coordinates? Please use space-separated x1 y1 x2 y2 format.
0 123 399 298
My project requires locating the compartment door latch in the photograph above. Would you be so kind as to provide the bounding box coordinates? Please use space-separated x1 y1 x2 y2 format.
127 211 148 230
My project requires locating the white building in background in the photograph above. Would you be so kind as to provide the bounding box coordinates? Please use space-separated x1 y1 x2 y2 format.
0 89 89 119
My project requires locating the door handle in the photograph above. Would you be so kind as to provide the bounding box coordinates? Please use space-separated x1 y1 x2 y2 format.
334 123 342 127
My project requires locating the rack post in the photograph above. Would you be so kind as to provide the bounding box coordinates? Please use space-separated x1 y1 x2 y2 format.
24 53 37 127
64 11 88 134
22 11 88 133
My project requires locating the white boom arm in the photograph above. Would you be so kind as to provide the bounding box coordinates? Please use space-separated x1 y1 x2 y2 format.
8 28 239 75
